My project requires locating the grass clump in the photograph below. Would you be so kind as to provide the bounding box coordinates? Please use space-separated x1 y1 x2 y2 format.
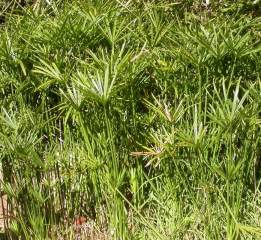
0 0 261 239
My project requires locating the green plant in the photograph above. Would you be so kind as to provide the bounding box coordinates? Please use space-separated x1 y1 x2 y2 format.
0 0 260 239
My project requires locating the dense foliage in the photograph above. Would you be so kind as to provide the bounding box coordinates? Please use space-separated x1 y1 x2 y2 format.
0 0 261 239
